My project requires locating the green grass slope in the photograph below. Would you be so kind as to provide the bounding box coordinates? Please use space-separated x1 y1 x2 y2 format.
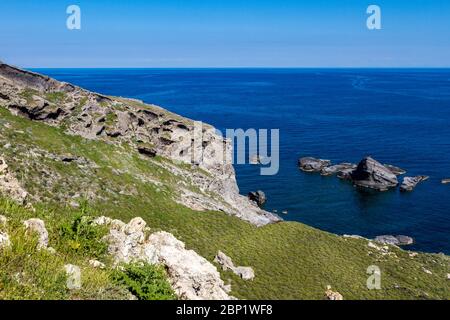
0 106 449 300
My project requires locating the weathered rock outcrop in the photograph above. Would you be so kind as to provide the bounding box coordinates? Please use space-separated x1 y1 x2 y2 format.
374 235 414 246
0 61 280 227
298 157 331 172
248 191 266 207
94 216 234 300
400 176 429 192
214 251 255 281
0 157 28 204
350 157 399 191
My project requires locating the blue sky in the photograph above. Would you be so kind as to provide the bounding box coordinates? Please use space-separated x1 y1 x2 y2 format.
1 0 449 67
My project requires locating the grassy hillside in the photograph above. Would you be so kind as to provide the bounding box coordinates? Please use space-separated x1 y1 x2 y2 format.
1 106 449 300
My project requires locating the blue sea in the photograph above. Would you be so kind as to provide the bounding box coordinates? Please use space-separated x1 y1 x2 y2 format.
33 68 450 254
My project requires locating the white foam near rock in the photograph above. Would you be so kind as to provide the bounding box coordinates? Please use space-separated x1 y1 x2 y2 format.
97 216 234 300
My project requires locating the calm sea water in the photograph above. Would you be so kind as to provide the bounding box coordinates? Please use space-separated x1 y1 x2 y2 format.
33 68 450 254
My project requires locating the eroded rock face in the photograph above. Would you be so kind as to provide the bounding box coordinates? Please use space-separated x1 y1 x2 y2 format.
350 157 399 191
400 176 429 192
96 216 234 300
214 251 255 281
298 157 331 172
0 62 280 227
23 218 49 249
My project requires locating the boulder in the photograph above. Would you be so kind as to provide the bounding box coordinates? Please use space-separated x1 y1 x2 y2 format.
374 235 414 246
321 163 356 176
0 232 11 249
89 259 106 269
350 157 398 191
248 191 266 207
298 157 331 172
23 218 49 249
100 216 234 300
234 267 255 281
0 215 7 225
65 264 82 290
214 251 255 281
324 286 343 300
400 176 429 192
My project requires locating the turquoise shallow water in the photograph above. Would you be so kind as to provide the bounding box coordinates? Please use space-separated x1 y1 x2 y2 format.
34 68 450 254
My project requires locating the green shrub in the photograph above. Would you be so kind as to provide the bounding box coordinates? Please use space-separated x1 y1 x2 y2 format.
113 263 176 300
58 209 108 260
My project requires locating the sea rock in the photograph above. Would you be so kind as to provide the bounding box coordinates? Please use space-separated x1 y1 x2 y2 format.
384 164 407 176
248 191 266 207
214 251 255 281
324 286 343 300
374 235 414 246
350 157 399 191
23 218 49 249
0 232 11 249
321 163 356 176
298 157 331 172
100 216 234 300
400 176 429 192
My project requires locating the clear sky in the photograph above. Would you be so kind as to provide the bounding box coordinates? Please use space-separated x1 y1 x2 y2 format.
1 0 449 68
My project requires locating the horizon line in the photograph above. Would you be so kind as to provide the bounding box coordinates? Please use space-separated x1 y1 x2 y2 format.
27 66 450 70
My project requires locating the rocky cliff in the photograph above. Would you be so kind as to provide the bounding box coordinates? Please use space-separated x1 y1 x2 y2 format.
0 61 279 226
